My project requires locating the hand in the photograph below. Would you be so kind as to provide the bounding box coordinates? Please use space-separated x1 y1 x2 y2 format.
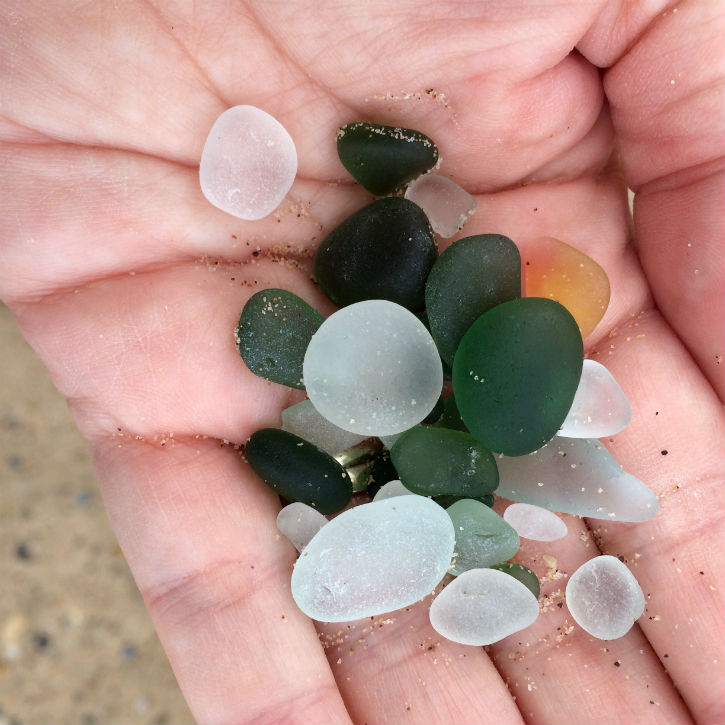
1 2 722 723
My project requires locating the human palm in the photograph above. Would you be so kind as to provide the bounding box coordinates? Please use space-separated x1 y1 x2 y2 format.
1 2 723 723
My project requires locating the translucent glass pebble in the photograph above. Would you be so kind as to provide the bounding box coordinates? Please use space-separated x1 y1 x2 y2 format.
503 502 568 542
281 400 366 457
558 359 631 438
566 555 645 640
404 174 477 237
429 568 540 646
199 105 297 220
276 502 328 553
490 562 540 599
524 236 610 338
303 301 443 436
291 496 455 622
372 480 415 501
495 437 658 522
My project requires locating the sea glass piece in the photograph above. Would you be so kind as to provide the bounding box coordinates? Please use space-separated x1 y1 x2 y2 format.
490 562 540 599
524 236 610 338
372 480 416 501
199 105 297 220
336 122 439 195
434 494 494 509
365 447 399 500
314 197 437 311
276 502 328 553
281 400 366 456
404 175 477 237
390 427 498 498
566 555 645 640
446 499 520 575
452 298 583 456
558 359 631 438
291 496 455 622
303 301 443 436
378 432 405 450
495 437 658 522
236 289 323 389
433 395 468 432
503 502 568 541
429 568 539 646
425 234 521 365
245 429 352 515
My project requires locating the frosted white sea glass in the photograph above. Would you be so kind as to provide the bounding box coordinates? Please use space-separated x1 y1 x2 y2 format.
276 502 328 553
405 174 477 238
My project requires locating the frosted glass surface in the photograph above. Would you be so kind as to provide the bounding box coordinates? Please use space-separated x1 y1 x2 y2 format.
281 400 366 456
276 502 328 553
291 496 454 621
503 503 567 542
372 480 415 501
303 301 443 436
405 174 477 237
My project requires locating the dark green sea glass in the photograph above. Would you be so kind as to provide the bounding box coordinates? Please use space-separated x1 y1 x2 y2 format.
425 234 521 365
434 493 494 509
364 447 399 500
452 297 583 456
314 197 437 311
236 289 323 389
433 395 468 432
390 426 498 498
245 429 352 515
336 122 439 195
490 562 540 599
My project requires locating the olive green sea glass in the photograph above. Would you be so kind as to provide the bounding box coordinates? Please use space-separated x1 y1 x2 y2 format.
236 289 323 389
314 197 436 311
425 234 521 365
434 494 494 509
452 297 583 456
446 499 520 575
390 426 498 498
245 429 352 515
336 122 439 195
490 562 540 599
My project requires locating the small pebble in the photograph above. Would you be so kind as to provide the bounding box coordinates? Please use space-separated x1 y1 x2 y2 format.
566 555 645 639
276 502 328 552
303 301 443 436
291 496 455 622
503 502 568 542
429 568 540 645
404 174 477 237
282 400 366 456
372 480 415 501
199 105 297 220
558 359 631 438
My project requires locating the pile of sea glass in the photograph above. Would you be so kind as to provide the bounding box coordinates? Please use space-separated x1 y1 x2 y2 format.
199 106 657 646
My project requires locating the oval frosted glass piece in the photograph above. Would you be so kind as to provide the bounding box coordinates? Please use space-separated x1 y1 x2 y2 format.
276 502 328 553
303 301 443 436
566 555 645 640
446 499 519 575
495 437 658 522
503 502 568 542
391 427 498 498
199 105 297 220
314 197 437 311
372 480 416 501
452 297 583 455
558 359 631 438
430 568 539 646
336 122 439 195
281 400 366 456
524 236 610 338
236 289 323 389
426 234 521 365
291 496 455 622
404 174 477 237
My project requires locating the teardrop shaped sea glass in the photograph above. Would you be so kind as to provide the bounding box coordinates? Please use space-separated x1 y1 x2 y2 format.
452 297 583 456
336 122 439 195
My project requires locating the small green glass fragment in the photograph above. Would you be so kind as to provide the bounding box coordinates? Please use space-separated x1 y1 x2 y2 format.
434 493 494 509
446 499 520 575
452 297 583 456
425 234 521 365
336 122 439 195
490 562 540 599
314 197 436 311
236 289 323 389
390 426 498 498
245 429 352 515
433 395 468 432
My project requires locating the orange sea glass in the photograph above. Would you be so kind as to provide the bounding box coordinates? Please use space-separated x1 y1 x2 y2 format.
523 237 610 338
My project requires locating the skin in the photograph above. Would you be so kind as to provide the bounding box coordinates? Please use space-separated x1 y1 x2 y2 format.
1 1 723 723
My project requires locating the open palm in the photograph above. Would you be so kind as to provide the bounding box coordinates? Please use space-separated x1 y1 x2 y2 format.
1 2 723 723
